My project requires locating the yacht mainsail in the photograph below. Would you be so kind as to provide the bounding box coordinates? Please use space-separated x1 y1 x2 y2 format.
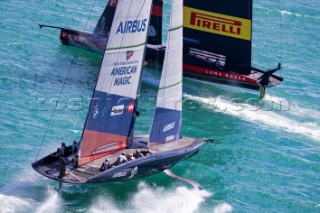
149 0 182 143
183 0 252 74
78 0 153 165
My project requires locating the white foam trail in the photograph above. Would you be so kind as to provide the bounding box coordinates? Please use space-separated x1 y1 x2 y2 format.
89 182 211 213
184 94 320 141
0 194 32 213
264 94 320 121
277 10 320 20
279 10 302 17
213 203 233 213
35 189 60 213
263 94 290 107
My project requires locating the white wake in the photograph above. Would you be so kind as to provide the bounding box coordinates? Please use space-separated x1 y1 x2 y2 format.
184 94 320 141
89 182 211 213
0 194 32 213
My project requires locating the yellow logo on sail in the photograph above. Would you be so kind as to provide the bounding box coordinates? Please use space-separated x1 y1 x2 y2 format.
184 6 251 41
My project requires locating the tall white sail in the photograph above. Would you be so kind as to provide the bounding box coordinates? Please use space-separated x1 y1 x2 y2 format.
149 0 183 143
79 0 153 165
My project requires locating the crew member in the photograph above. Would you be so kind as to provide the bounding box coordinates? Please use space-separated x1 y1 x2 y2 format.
99 159 111 171
113 153 128 166
134 149 144 158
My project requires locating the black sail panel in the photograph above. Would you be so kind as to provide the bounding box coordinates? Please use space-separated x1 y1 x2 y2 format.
93 0 118 36
183 0 253 75
148 0 163 45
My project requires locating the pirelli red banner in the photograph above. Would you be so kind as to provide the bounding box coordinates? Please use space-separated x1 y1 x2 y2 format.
183 6 251 41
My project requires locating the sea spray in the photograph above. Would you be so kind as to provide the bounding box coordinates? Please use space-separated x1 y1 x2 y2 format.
35 189 61 213
89 182 211 213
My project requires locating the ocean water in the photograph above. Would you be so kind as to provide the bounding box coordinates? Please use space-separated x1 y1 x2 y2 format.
0 0 320 212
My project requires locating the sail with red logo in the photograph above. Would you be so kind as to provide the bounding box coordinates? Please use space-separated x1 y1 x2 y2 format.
183 0 283 98
78 0 152 165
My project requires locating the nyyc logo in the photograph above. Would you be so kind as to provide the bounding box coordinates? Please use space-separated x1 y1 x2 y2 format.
126 50 134 60
111 105 124 116
183 6 251 41
116 19 147 34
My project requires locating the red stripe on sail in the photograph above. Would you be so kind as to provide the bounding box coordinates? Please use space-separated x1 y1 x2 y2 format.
79 130 127 165
152 5 162 17
183 64 257 84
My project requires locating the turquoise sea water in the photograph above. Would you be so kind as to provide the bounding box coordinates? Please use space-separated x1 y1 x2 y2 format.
0 0 320 212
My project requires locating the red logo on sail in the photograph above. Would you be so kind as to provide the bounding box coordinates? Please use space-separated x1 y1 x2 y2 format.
108 0 118 7
126 50 134 60
190 12 242 35
128 102 135 113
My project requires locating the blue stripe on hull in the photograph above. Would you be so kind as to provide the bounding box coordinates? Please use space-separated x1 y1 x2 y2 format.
85 91 136 136
150 108 182 143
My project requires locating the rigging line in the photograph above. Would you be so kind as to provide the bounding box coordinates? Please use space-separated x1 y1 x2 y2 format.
35 53 78 162
82 0 98 33
35 0 98 162
278 0 283 76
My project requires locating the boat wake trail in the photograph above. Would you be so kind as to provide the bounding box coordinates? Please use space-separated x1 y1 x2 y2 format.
89 182 211 213
184 94 320 141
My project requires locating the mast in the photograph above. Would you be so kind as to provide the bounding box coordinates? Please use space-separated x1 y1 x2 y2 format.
149 0 183 143
78 0 153 165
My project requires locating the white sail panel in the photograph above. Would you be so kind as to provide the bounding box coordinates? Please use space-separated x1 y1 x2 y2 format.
96 0 152 98
96 46 145 99
156 0 182 110
106 0 151 49
149 0 183 143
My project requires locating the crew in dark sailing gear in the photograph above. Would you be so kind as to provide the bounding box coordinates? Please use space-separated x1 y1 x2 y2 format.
113 153 128 166
72 155 79 168
127 152 135 161
142 149 152 156
134 149 144 158
58 157 66 178
71 140 78 154
60 142 66 157
55 148 61 158
99 159 111 171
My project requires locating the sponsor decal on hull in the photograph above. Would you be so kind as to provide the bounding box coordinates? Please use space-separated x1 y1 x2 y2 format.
60 31 106 49
112 171 127 178
184 64 257 84
183 6 251 41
